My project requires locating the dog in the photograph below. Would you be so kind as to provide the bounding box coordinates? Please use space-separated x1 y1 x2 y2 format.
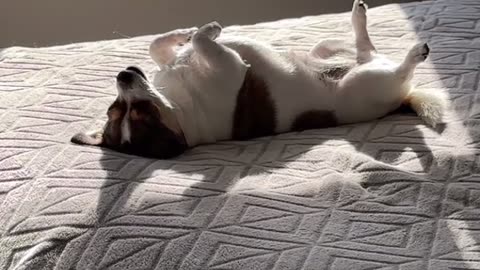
71 0 448 159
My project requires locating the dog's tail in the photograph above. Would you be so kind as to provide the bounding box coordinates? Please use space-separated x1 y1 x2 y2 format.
404 88 449 127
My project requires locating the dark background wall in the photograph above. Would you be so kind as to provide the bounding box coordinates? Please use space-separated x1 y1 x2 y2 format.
1 0 419 48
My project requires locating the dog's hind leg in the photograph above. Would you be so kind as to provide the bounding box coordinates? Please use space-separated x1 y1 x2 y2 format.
396 43 430 82
397 43 447 127
352 0 376 64
149 27 198 66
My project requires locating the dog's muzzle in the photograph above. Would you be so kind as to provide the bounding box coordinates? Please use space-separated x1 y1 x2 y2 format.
116 66 150 99
117 66 147 86
117 70 136 85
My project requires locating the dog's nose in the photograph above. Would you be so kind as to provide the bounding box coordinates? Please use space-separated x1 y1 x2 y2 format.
126 66 146 79
117 70 135 85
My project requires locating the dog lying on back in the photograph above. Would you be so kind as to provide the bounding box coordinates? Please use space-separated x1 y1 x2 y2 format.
72 0 448 158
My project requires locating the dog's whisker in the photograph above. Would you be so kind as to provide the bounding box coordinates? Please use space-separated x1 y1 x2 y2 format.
113 31 132 39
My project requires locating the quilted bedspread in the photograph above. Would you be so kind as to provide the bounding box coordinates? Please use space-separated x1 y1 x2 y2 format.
1 0 480 269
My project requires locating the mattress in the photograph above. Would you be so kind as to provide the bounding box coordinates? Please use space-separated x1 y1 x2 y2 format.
1 0 480 269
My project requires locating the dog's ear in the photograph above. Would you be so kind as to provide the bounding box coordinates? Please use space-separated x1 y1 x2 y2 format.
71 129 104 146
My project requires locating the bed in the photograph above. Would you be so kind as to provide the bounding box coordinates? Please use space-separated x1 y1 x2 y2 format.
1 0 480 269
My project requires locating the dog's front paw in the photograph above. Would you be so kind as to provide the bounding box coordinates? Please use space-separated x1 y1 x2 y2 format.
175 27 198 45
197 21 222 40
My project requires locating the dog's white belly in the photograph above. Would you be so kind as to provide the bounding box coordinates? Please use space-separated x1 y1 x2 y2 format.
335 57 408 123
256 71 334 133
219 37 337 133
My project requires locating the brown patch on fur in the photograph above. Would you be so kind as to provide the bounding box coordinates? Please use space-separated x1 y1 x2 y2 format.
130 109 141 121
232 68 276 140
118 100 187 158
103 99 127 146
291 110 338 131
108 108 122 121
107 100 127 120
71 99 127 147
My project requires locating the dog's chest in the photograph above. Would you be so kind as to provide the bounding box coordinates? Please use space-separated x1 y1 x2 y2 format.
153 61 244 145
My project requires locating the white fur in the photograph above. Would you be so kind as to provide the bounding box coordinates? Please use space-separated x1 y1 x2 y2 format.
144 0 447 147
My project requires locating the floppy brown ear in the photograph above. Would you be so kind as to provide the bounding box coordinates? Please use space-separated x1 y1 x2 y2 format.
71 130 104 146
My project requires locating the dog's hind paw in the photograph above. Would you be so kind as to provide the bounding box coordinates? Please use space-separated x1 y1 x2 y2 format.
359 0 368 10
353 0 368 14
421 43 430 58
408 43 430 64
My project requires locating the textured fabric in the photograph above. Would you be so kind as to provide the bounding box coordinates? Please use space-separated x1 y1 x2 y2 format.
1 0 480 269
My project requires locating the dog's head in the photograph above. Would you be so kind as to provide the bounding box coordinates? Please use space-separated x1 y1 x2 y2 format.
71 66 188 159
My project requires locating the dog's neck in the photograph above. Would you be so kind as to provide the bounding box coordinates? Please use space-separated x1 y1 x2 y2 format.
168 97 216 147
169 103 193 146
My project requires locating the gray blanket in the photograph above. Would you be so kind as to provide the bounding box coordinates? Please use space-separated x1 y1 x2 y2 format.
1 0 480 269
